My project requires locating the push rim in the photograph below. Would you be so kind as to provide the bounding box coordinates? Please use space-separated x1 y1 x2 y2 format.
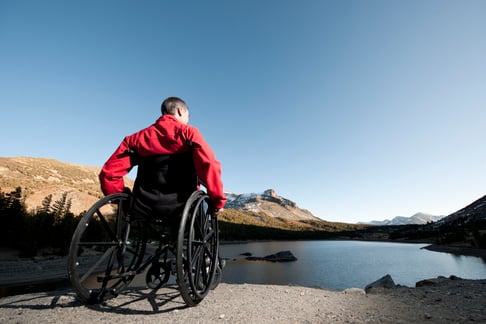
67 193 145 303
176 191 219 306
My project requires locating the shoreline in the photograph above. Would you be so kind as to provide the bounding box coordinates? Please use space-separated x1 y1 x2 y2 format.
422 243 486 260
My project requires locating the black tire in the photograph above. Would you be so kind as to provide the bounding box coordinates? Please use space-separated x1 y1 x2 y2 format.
211 259 223 290
176 190 219 306
145 249 171 290
67 193 146 304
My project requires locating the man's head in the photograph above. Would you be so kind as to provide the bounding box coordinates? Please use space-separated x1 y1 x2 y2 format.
161 97 189 125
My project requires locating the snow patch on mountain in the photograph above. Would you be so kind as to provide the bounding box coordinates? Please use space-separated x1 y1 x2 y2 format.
224 189 318 221
360 212 445 226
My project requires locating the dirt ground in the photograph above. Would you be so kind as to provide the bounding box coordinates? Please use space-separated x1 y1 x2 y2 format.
1 279 486 323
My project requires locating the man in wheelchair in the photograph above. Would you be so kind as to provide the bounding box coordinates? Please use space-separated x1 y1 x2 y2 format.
69 97 226 306
99 96 226 218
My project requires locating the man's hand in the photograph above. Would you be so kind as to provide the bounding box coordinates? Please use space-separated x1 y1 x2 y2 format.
212 208 223 217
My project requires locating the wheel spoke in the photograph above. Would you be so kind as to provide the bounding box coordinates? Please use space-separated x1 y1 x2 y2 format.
79 246 116 283
95 208 118 242
190 244 204 266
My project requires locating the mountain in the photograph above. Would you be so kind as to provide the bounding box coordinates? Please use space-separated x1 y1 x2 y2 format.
220 189 368 240
380 196 486 248
0 156 133 215
437 195 486 225
0 157 320 223
224 189 322 221
0 156 369 244
362 212 445 226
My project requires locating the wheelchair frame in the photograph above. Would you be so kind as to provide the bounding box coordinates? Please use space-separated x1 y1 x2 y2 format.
66 190 219 307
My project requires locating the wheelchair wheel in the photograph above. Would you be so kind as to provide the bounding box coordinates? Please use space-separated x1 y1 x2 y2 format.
145 261 171 289
176 190 219 306
145 246 171 290
67 193 146 304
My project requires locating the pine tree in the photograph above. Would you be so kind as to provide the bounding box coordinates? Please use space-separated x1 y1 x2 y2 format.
52 192 68 221
0 187 27 247
64 197 72 216
40 194 53 213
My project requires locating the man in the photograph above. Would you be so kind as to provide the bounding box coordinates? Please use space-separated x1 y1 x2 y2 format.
99 97 226 222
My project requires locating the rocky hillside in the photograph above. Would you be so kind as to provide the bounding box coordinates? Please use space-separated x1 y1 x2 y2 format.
437 194 486 225
225 189 321 221
0 157 133 215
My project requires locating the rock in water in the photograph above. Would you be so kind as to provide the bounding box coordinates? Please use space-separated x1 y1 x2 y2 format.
245 250 297 262
264 250 297 262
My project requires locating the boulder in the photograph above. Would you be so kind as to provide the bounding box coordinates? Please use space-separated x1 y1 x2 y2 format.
365 274 396 293
416 275 462 287
264 250 297 262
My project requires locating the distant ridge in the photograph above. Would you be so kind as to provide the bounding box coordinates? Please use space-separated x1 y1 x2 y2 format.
360 212 444 226
4 156 482 229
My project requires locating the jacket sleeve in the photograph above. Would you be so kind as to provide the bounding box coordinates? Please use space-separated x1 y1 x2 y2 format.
187 128 227 209
99 137 133 195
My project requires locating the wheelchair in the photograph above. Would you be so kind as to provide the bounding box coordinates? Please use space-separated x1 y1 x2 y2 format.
67 189 220 307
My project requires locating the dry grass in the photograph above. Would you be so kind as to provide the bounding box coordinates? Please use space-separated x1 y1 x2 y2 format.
0 157 133 215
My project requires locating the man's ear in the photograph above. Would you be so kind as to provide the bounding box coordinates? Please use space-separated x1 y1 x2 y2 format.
176 106 183 117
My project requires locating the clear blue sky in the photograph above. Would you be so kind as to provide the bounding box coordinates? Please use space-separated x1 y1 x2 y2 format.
1 1 486 223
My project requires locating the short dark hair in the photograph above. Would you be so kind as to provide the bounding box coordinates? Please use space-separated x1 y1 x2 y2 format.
161 97 188 115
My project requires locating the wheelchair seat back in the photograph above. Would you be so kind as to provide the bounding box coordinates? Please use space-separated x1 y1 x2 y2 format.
131 151 198 222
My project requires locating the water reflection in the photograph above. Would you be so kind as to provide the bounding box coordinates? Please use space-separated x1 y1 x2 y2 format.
219 240 486 290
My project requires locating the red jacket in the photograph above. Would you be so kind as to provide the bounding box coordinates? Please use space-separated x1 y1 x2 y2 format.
99 115 227 209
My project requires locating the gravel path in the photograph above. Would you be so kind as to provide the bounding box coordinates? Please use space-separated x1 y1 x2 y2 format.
1 279 486 323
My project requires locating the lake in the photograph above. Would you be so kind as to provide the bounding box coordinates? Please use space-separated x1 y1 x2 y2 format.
219 240 486 290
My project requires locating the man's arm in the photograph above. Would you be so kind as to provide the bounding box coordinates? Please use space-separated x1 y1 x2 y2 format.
99 137 133 195
187 128 227 209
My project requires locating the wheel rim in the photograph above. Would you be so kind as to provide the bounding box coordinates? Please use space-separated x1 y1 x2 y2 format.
177 191 219 306
67 193 145 303
187 199 218 297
